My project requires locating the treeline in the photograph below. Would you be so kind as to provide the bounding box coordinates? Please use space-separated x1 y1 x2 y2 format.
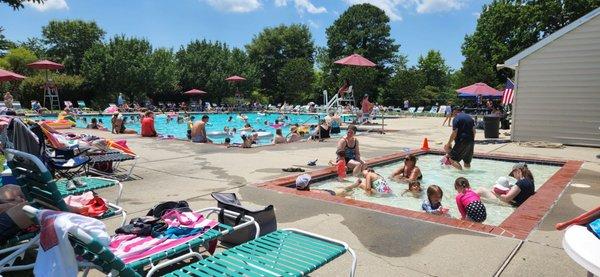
0 1 598 109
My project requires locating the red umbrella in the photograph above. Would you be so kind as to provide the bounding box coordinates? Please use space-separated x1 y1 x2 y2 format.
334 54 376 67
225 75 246 82
456 83 502 98
27 60 64 70
183 89 208 96
0 69 26 82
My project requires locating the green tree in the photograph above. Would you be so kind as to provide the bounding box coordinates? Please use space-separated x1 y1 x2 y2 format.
246 24 314 102
19 74 84 108
461 0 600 86
417 50 450 89
1 0 42 10
42 20 105 74
0 27 16 52
277 58 315 104
149 48 179 97
177 40 233 104
1 47 37 74
81 36 154 106
386 65 424 106
324 3 399 100
18 37 47 58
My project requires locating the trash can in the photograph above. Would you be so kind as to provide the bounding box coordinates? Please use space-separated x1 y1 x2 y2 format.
483 115 500 138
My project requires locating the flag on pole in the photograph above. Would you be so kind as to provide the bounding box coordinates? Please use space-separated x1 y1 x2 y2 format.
502 78 515 105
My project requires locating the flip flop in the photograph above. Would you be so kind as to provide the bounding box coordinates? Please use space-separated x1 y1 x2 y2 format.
307 159 318 166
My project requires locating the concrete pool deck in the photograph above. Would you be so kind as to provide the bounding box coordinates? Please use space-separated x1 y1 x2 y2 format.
71 116 598 276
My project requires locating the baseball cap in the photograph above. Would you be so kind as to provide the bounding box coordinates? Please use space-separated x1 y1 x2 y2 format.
509 162 528 177
295 174 311 190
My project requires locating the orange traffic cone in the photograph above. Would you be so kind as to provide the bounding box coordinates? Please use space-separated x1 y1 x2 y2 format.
421 138 430 150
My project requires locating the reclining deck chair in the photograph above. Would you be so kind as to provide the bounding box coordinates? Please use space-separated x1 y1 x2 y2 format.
78 100 91 112
21 205 258 277
0 149 125 274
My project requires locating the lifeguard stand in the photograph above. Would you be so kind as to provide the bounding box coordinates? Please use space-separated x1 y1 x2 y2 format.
325 86 355 113
43 80 60 111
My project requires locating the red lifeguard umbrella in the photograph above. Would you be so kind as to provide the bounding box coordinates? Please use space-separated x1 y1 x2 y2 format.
0 69 26 82
334 54 376 67
183 88 208 96
225 75 246 82
456 83 502 98
27 60 64 70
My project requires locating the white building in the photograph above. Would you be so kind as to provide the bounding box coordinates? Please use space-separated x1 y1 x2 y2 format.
504 7 600 147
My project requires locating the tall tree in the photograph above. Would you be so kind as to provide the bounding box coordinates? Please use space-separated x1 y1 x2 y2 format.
81 36 155 105
1 0 42 9
42 20 105 74
277 58 315 104
461 0 600 86
324 3 399 100
417 50 450 89
0 27 16 52
246 24 314 103
149 48 180 97
18 37 46 58
177 40 234 104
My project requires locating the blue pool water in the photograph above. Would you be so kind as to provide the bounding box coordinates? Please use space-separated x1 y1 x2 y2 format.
38 113 347 144
310 154 561 226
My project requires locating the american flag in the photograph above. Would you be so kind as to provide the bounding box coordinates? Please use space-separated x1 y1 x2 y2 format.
502 78 515 105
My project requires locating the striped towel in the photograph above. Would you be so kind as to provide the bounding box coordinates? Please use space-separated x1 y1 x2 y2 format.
109 211 218 264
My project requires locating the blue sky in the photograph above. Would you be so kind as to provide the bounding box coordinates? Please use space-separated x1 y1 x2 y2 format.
0 0 490 69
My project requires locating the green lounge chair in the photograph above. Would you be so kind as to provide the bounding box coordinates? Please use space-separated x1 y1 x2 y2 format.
164 228 357 277
21 205 258 277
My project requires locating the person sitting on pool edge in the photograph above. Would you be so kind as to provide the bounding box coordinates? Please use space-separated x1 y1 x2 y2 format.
86 118 107 131
295 174 357 197
390 154 422 183
494 163 535 207
111 112 137 134
190 115 212 143
337 124 365 176
141 111 157 137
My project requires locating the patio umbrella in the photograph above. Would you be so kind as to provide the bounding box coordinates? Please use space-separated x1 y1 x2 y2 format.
0 69 26 82
27 60 64 70
225 75 246 82
183 88 208 96
456 83 503 98
334 54 376 67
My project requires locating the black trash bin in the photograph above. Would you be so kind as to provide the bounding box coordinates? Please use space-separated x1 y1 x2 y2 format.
484 115 500 138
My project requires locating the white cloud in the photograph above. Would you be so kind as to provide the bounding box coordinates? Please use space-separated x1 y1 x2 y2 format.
204 0 261 13
344 0 405 21
25 0 68 12
472 12 480 18
343 0 466 20
414 0 464 14
275 0 327 14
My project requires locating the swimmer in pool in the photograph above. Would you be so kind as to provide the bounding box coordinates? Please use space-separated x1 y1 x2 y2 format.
356 168 392 196
401 180 423 198
295 174 359 197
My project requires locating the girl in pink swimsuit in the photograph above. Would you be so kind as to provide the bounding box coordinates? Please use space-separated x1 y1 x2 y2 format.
454 177 487 222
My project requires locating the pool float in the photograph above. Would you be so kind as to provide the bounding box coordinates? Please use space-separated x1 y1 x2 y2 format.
297 126 310 134
206 131 233 139
257 112 265 116
269 123 285 129
41 119 76 129
255 131 273 138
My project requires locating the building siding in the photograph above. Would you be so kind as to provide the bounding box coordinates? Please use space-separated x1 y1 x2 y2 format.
513 15 600 147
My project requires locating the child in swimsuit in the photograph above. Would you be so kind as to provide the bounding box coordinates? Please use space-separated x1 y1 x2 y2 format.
454 177 487 223
401 180 422 198
329 150 347 181
422 185 448 215
357 168 392 195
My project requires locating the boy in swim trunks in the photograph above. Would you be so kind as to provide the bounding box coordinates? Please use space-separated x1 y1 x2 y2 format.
357 168 392 195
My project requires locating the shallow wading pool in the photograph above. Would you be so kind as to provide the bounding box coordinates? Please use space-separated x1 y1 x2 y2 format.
259 150 582 239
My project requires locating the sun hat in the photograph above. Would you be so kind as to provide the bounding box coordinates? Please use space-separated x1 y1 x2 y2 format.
509 162 528 177
295 174 311 190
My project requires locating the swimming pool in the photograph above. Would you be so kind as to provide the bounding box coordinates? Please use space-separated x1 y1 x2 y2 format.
38 113 348 144
258 149 582 239
308 154 560 226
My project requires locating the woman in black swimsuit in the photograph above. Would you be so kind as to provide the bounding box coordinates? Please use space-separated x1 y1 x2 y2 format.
336 125 364 176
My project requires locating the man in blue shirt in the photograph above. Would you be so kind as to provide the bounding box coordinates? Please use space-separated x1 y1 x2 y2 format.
445 106 475 170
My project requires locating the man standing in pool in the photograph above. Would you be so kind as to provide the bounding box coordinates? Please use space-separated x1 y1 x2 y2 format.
445 106 475 170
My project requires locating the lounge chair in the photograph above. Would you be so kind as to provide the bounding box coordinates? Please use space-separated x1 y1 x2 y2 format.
77 100 91 112
12 101 22 111
406 107 416 114
86 150 138 181
22 205 258 277
414 106 425 117
64 101 73 108
428 106 438 114
437 105 447 116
